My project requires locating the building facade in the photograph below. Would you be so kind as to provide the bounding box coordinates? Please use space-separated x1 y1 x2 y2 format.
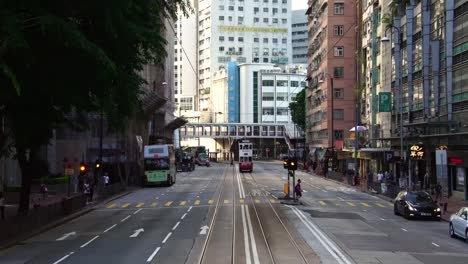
291 9 309 63
305 0 357 173
197 0 293 112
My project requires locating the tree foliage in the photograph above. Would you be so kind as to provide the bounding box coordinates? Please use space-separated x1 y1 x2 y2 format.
289 88 306 131
0 0 191 214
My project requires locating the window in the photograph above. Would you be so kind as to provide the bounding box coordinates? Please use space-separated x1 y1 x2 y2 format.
333 109 344 120
219 5 225 10
263 0 268 2
238 16 244 24
228 16 233 21
282 0 287 3
273 8 278 14
282 38 287 44
219 46 225 52
290 81 299 87
277 108 289 115
263 18 269 23
334 46 344 56
263 7 269 12
254 37 259 43
254 7 259 13
263 48 269 55
334 130 344 140
333 67 344 78
334 25 344 36
334 3 344 15
263 58 269 63
263 107 274 115
254 17 260 22
277 92 288 101
277 80 288 86
229 6 234 11
219 36 225 41
238 6 244 11
262 92 274 101
273 18 278 24
263 38 269 43
238 37 244 42
262 80 275 86
228 36 234 41
282 18 287 24
219 16 224 21
334 88 344 99
282 8 287 13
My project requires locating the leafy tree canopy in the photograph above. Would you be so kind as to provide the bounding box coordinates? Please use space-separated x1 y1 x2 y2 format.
289 88 306 131
0 0 191 213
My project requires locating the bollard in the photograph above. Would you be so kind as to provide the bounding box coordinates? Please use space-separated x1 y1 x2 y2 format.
284 182 289 196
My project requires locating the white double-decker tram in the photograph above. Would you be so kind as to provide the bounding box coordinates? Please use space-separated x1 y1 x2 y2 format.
238 140 253 172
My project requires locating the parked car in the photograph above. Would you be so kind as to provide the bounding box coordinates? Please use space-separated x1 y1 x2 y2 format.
393 191 441 220
449 207 468 242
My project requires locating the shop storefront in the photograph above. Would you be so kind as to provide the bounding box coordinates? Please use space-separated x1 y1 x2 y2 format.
447 154 468 201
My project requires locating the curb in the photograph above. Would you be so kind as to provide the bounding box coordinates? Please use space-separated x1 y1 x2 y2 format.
0 188 135 250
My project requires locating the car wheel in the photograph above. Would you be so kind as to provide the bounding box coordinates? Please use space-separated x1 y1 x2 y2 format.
465 229 468 243
404 209 411 220
450 223 456 238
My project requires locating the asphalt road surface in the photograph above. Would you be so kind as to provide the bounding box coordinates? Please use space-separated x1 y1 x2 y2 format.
0 162 467 264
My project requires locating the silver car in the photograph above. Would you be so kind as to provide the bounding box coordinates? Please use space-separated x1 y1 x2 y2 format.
449 207 468 242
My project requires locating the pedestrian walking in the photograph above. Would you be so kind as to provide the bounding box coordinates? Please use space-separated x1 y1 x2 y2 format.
377 171 384 183
294 179 302 201
40 183 48 200
83 182 91 204
435 182 442 204
103 172 110 186
367 171 374 190
0 191 5 219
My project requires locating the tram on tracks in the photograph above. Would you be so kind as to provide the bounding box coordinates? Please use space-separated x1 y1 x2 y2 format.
238 140 253 172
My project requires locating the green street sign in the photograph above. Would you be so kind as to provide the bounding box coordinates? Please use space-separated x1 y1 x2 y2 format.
378 92 391 112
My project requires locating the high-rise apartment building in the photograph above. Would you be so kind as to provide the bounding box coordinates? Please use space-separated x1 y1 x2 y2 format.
291 9 309 64
305 0 356 173
197 0 293 113
174 0 198 114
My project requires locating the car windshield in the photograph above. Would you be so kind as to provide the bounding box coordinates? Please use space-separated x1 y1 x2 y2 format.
406 192 432 203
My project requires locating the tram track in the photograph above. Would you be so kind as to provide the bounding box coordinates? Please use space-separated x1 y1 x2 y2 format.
243 171 310 264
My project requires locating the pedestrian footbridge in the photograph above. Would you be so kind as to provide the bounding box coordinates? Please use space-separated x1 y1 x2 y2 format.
178 123 301 140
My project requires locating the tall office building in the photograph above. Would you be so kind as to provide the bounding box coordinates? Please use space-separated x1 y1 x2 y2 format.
198 0 293 113
174 0 199 114
291 9 309 64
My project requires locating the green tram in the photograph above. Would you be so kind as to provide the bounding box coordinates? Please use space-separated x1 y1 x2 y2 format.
143 144 176 186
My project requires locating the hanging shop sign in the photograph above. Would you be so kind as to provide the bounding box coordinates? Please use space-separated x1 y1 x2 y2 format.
378 92 392 112
409 144 425 160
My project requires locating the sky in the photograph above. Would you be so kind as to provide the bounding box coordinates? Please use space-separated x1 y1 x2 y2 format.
292 0 308 10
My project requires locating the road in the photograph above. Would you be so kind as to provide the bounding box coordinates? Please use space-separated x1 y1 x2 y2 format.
0 162 467 264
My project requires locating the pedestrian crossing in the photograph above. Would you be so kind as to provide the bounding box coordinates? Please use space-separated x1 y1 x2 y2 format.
103 199 392 209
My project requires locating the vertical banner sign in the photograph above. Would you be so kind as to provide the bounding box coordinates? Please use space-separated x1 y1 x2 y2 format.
378 92 392 112
435 149 448 196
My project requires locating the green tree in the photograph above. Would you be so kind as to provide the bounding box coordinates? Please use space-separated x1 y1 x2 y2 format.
289 88 306 131
0 0 191 214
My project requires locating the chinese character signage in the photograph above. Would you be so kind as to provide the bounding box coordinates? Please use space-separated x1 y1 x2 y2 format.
409 144 425 160
378 92 391 112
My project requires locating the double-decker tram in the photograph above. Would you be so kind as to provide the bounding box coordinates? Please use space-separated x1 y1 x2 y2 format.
238 140 253 172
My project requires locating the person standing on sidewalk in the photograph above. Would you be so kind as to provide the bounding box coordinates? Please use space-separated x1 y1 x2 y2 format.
0 191 5 219
294 179 303 201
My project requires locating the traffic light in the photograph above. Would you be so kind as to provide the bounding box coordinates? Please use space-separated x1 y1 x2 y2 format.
95 159 101 169
79 162 87 174
289 158 298 171
283 158 289 169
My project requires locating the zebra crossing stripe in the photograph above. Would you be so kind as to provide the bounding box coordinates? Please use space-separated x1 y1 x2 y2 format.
136 202 145 208
122 203 131 208
194 200 201 205
107 203 117 209
347 202 356 207
151 202 158 207
376 203 385 208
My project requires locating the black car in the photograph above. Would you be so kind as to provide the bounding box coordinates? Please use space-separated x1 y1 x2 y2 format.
393 191 441 220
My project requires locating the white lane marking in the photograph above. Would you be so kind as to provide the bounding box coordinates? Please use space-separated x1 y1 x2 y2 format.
380 218 386 221
172 221 181 231
240 204 252 264
322 189 328 193
432 242 440 247
244 205 260 264
338 197 345 201
103 224 117 233
80 235 99 248
146 247 161 262
133 208 143 215
401 228 408 232
181 213 187 220
53 252 74 264
162 232 172 244
288 206 351 264
272 194 278 199
236 168 244 199
188 206 193 212
121 215 131 222
129 228 144 238
303 189 308 193
199 225 209 235
56 232 76 241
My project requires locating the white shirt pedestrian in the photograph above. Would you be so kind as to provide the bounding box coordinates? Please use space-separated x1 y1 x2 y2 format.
103 174 109 186
377 172 384 182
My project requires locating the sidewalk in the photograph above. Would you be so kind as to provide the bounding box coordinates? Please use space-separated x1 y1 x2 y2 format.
302 168 467 222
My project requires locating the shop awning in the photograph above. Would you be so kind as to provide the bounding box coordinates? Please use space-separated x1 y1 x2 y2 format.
359 148 391 152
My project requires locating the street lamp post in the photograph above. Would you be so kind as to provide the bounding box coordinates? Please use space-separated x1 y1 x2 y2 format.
319 73 334 173
382 22 406 186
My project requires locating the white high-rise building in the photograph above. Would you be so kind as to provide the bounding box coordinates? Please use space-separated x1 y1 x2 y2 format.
291 9 308 64
174 0 198 114
198 0 293 112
